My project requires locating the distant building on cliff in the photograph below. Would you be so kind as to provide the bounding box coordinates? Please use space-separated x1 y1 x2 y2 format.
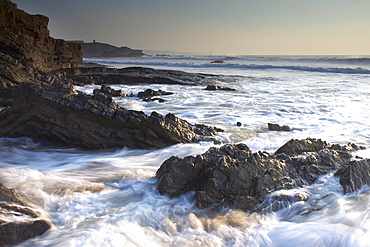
67 41 144 58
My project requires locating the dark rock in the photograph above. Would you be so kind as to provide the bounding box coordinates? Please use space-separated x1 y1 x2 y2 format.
137 89 174 103
193 124 224 136
210 60 225 64
143 97 167 103
204 85 237 91
236 122 242 127
137 88 174 98
156 138 364 211
93 85 126 97
0 181 51 246
0 81 199 149
335 159 370 194
268 123 292 131
274 138 328 156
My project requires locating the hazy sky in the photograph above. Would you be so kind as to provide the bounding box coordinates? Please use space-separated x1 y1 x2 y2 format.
12 0 370 55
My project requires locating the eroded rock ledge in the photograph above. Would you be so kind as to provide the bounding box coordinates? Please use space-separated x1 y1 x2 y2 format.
53 66 242 86
156 138 368 211
0 80 200 149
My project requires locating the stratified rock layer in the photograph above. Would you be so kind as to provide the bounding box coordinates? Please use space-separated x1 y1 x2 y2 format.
0 0 83 106
156 138 366 211
0 81 199 149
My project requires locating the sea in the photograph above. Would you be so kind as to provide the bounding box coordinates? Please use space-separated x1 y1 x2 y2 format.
1 55 370 246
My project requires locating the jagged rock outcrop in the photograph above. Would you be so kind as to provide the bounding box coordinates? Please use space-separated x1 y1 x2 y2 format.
0 0 83 106
93 85 126 97
0 181 51 246
335 159 370 194
0 0 83 71
156 138 366 211
0 80 199 149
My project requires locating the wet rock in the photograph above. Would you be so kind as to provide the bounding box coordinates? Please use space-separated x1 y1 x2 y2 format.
143 97 167 103
193 123 224 136
0 81 199 149
335 159 370 194
0 181 51 246
93 85 126 97
137 88 174 98
204 85 237 91
137 88 173 102
268 123 292 131
156 138 364 211
274 138 328 156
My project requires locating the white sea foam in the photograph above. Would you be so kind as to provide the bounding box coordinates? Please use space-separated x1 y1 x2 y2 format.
2 55 370 246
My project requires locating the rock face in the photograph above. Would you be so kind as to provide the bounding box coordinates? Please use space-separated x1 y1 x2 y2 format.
335 159 370 194
0 0 83 106
0 0 83 71
80 41 144 57
0 80 199 149
156 138 366 211
0 181 51 246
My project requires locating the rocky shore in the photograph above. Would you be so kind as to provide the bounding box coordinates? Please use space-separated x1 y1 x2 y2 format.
0 0 230 244
1 0 370 245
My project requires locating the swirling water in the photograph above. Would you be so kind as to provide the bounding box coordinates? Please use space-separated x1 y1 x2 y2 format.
2 55 370 246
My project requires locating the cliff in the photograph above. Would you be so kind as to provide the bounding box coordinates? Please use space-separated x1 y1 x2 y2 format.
80 41 144 57
0 0 83 106
0 0 83 72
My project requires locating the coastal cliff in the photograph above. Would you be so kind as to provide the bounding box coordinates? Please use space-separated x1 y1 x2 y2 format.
0 0 83 106
79 41 144 57
0 0 83 71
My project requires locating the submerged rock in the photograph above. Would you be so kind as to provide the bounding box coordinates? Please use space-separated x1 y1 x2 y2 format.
0 81 199 149
156 138 366 211
268 123 292 132
137 88 174 98
0 181 51 246
204 85 237 91
193 123 224 136
137 88 173 102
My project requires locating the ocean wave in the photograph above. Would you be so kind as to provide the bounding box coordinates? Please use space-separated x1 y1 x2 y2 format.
85 58 370 75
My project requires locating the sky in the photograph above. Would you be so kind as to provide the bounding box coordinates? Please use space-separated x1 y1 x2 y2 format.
11 0 370 55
